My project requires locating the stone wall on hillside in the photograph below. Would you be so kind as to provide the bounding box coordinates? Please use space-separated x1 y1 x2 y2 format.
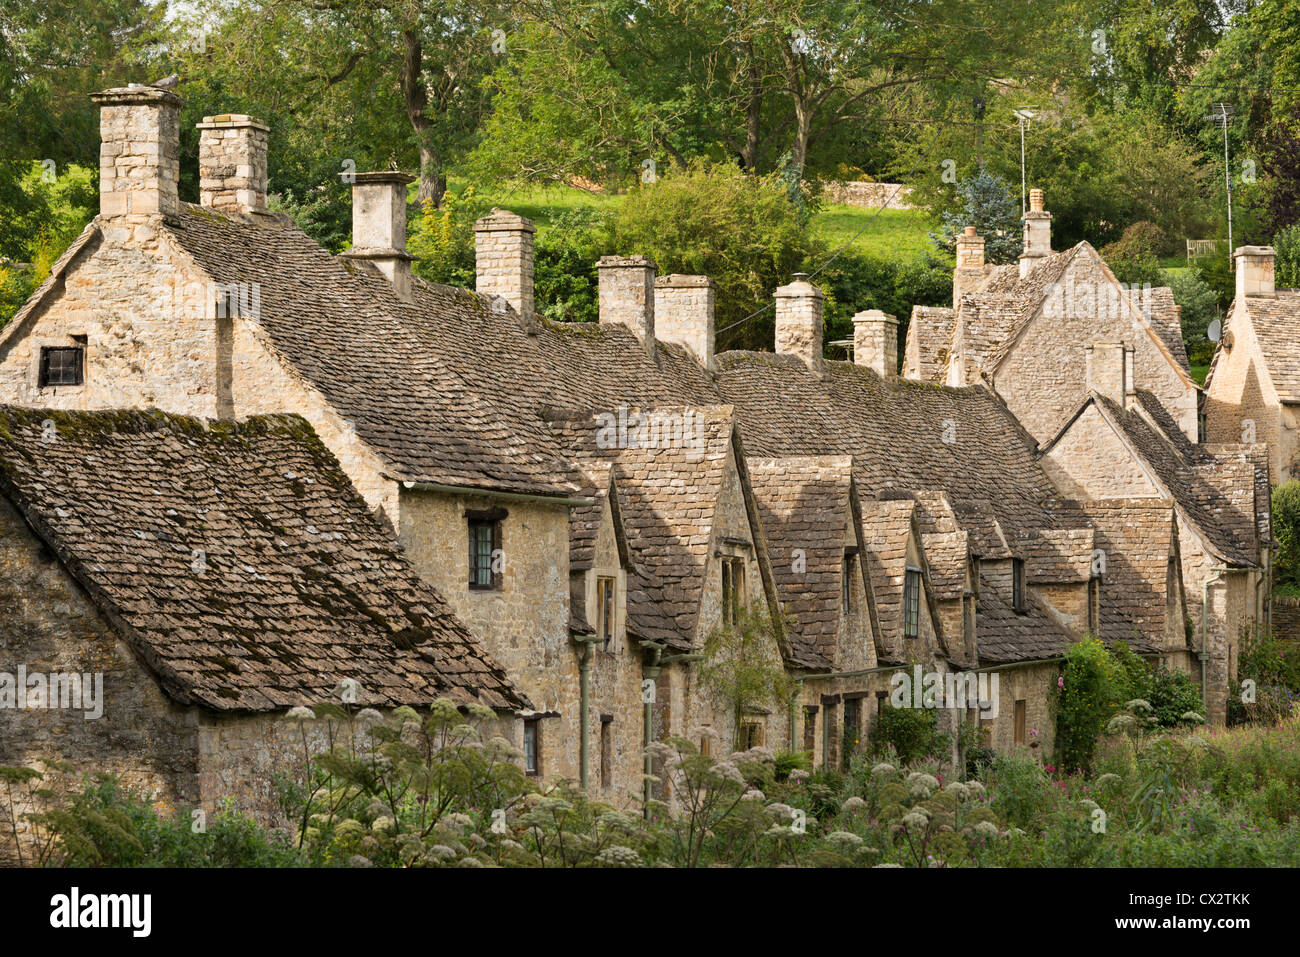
823 182 915 210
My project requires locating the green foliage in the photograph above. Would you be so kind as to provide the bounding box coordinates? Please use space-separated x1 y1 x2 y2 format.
1275 223 1300 289
1055 636 1125 772
698 604 797 750
608 160 821 351
534 206 615 324
932 171 1022 264
1164 266 1220 366
1100 221 1168 286
872 705 945 766
820 252 952 362
1274 482 1300 589
409 186 492 288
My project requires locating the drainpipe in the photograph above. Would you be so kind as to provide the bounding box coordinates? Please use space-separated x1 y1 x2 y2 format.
1200 566 1230 715
573 634 601 790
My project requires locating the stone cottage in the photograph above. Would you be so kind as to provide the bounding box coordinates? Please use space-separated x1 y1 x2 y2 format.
0 405 524 857
0 84 1278 817
1204 245 1300 484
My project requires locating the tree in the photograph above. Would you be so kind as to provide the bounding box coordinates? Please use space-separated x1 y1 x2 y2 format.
697 605 796 751
1273 481 1300 590
1164 266 1219 366
932 171 1021 264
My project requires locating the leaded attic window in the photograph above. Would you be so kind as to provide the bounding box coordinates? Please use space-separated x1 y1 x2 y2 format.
39 346 84 387
467 507 505 590
903 568 921 639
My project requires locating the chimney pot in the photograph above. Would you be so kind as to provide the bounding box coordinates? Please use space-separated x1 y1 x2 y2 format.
1234 245 1276 300
852 309 899 378
598 256 657 351
474 209 536 320
963 225 976 237
654 274 715 369
196 114 269 213
91 86 182 219
341 171 416 300
774 277 825 374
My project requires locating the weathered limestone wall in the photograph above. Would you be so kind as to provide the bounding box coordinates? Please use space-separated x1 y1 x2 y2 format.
397 489 574 776
1040 405 1159 499
653 275 714 368
1205 303 1286 482
822 182 914 210
994 254 1197 445
196 114 269 213
0 225 221 415
1033 582 1091 636
980 663 1056 758
475 211 536 320
0 495 201 862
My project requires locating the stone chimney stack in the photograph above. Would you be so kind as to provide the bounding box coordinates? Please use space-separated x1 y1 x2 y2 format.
1019 187 1052 278
954 225 986 306
1086 342 1136 408
90 86 182 219
475 209 536 319
1234 245 1276 300
654 275 715 369
340 171 416 300
196 114 269 214
774 274 825 375
598 256 656 351
852 310 899 378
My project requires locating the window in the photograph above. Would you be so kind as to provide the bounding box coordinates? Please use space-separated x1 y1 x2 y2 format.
802 706 818 754
38 346 84 387
600 716 613 790
523 719 540 776
842 697 861 769
720 556 745 626
903 568 921 638
596 576 616 645
1087 577 1100 634
842 548 858 613
739 720 764 750
467 509 505 589
1012 558 1026 613
1013 700 1027 745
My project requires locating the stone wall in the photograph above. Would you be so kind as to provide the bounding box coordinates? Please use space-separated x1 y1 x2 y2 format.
1041 405 1159 500
0 495 202 863
1274 597 1300 642
1204 304 1286 483
823 182 914 210
993 252 1197 445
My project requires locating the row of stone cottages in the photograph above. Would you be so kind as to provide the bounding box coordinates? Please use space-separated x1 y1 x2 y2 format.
0 85 1278 830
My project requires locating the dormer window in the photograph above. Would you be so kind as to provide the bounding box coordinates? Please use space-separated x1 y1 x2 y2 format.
1012 558 1026 613
39 346 84 387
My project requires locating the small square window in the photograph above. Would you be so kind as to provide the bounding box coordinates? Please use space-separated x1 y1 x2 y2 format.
39 346 84 387
903 568 921 638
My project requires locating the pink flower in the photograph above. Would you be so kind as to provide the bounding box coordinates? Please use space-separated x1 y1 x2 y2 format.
1057 676 1064 688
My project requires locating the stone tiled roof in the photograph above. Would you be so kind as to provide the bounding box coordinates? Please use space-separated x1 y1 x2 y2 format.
710 354 1087 549
858 498 920 661
1074 498 1181 654
905 305 956 383
544 406 740 652
1237 291 1300 401
975 568 1078 664
919 531 969 601
747 456 860 670
0 405 525 712
164 206 579 497
965 248 1078 375
1017 528 1095 584
1093 394 1259 566
1139 286 1191 373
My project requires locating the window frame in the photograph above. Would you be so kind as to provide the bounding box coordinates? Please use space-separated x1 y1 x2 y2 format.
596 575 616 646
903 567 922 639
842 547 858 613
720 556 745 626
523 718 541 776
466 508 506 591
38 345 85 388
1013 699 1027 745
1012 558 1026 613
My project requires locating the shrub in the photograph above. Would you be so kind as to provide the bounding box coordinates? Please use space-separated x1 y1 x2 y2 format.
1055 636 1125 772
1100 222 1167 286
1274 481 1300 589
1275 222 1300 289
1163 267 1219 366
408 186 492 288
872 705 944 766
